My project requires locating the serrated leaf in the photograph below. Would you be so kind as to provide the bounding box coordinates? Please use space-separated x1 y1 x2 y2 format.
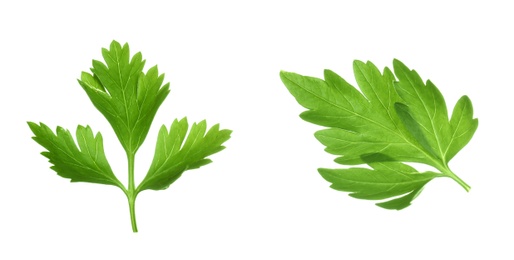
29 41 231 232
446 96 478 161
375 187 424 210
281 59 478 209
280 62 432 166
393 59 478 163
138 118 232 192
78 41 170 154
28 122 123 188
319 162 439 210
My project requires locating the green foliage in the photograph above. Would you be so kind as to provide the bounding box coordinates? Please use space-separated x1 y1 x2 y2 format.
280 59 477 210
138 118 231 192
29 41 231 231
28 123 122 187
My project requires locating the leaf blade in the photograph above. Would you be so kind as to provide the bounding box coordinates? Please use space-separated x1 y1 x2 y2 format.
280 64 431 166
137 118 231 192
28 122 123 189
281 59 478 209
446 96 479 161
78 40 169 154
319 162 439 209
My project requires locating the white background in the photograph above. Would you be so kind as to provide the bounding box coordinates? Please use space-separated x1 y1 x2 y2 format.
1 0 512 259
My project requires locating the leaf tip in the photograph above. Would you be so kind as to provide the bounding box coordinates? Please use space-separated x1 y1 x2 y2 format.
279 70 290 80
352 59 365 66
279 70 289 75
27 121 37 127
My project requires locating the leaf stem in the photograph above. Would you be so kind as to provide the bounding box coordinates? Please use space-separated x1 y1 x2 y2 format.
128 195 138 232
127 152 138 232
442 167 471 192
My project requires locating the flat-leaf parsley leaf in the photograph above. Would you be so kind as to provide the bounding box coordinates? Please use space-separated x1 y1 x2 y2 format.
280 59 477 210
29 41 231 231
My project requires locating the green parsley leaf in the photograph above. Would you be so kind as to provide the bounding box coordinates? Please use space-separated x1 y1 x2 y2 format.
137 118 232 192
393 60 478 164
28 123 123 188
319 162 440 210
280 59 477 210
78 41 169 154
29 41 231 231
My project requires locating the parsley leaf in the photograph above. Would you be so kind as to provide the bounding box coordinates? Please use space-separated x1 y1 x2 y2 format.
28 123 123 188
138 118 231 192
319 162 440 210
29 41 231 231
280 59 478 209
78 41 169 154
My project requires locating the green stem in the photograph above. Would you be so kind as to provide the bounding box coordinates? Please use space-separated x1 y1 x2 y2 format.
128 195 138 232
442 167 471 192
127 152 138 233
